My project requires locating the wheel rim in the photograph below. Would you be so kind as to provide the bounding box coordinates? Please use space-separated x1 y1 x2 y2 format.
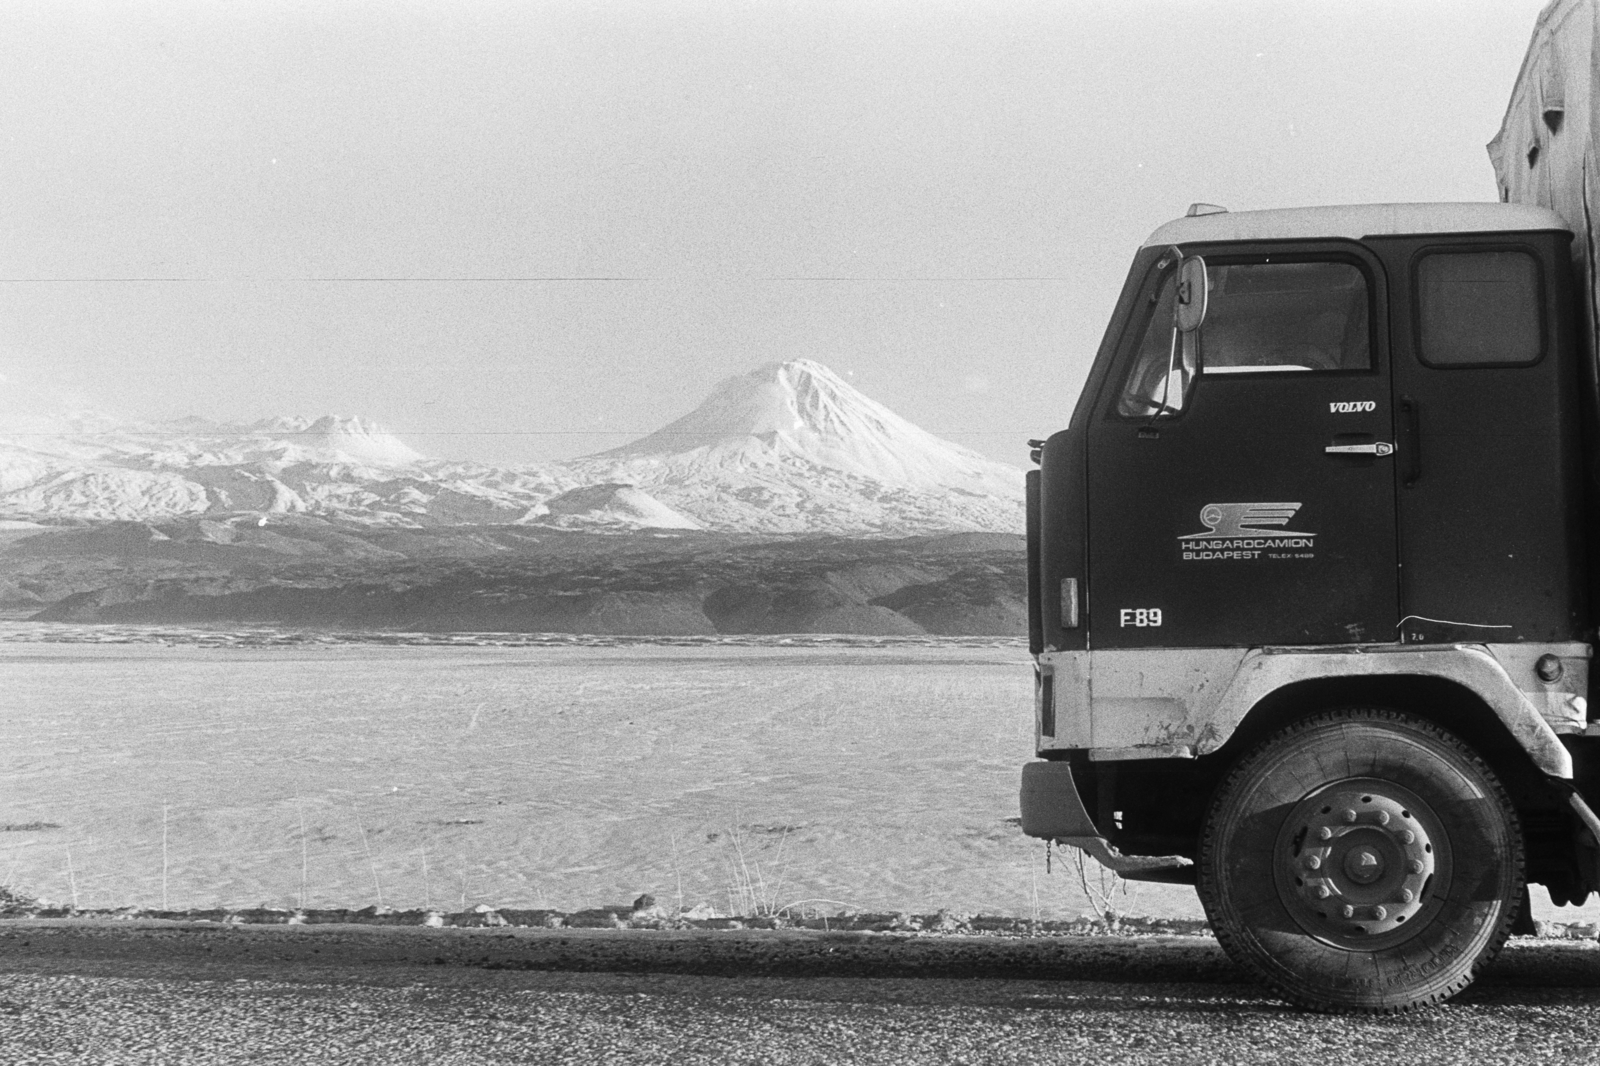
1273 777 1451 950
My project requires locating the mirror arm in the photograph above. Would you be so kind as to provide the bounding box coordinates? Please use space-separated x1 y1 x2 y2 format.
1141 249 1206 428
1143 324 1183 427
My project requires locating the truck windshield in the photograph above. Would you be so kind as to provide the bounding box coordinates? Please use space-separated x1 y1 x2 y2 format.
1118 259 1370 417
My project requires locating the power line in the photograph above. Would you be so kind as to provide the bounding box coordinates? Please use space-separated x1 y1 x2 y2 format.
0 429 1034 437
0 276 1072 284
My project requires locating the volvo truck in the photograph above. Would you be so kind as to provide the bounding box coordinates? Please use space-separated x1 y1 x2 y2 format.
1017 0 1600 1011
1018 199 1600 1012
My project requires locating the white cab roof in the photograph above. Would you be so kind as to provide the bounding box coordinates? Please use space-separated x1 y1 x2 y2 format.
1143 203 1571 248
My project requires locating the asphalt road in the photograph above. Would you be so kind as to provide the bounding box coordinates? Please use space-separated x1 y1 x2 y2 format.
3 922 1600 1064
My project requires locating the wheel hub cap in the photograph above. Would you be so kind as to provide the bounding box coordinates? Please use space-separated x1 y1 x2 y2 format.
1278 783 1437 942
1344 846 1384 884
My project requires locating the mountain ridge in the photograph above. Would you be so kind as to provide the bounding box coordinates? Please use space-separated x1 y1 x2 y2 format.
0 360 1025 536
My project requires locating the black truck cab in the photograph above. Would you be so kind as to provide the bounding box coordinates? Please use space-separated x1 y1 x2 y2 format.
1021 202 1600 1012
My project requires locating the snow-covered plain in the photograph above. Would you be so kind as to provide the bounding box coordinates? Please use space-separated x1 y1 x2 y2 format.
0 636 1194 920
5 632 1594 925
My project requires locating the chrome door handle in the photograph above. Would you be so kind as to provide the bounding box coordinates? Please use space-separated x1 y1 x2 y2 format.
1325 442 1394 456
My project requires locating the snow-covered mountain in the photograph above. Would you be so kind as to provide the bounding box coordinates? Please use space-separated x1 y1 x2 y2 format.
0 361 1025 535
0 414 574 526
572 360 1023 534
539 483 702 531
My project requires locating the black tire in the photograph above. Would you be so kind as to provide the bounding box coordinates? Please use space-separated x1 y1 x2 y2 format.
1197 708 1523 1013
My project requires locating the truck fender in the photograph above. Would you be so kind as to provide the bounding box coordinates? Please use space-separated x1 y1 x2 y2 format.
1210 645 1574 778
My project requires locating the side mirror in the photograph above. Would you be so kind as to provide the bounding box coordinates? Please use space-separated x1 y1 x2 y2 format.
1175 255 1208 333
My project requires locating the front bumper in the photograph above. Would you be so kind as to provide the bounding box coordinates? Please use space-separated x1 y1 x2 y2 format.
1019 760 1193 883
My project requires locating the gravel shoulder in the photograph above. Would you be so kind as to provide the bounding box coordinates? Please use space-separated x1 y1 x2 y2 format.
5 922 1600 1065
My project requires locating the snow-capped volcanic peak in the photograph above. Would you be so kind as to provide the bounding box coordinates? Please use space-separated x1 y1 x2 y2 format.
601 360 1021 496
570 359 1025 535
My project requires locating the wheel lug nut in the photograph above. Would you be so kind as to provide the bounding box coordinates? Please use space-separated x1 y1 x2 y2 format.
1400 830 1415 845
1373 905 1388 920
1343 809 1358 824
1306 856 1322 870
1318 827 1333 841
1409 859 1425 874
1376 811 1390 826
1400 889 1414 903
1316 886 1332 899
1342 904 1355 918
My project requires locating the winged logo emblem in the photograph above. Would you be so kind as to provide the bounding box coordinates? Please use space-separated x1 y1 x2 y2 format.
1179 502 1315 540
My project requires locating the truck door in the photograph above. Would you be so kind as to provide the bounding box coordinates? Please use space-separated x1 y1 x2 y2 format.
1085 245 1399 648
1371 234 1584 645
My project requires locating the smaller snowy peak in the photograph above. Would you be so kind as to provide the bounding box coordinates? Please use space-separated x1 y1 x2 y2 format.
0 413 501 526
0 413 427 470
111 414 424 470
281 415 426 468
536 483 702 531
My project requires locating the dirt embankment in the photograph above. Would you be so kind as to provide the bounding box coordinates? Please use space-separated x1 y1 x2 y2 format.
5 917 1600 990
0 919 1235 986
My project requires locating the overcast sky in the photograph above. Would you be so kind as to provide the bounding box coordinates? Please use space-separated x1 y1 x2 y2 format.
0 0 1551 467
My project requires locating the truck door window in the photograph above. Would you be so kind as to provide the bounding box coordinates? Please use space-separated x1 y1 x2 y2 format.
1117 271 1197 416
1199 261 1371 374
1417 250 1542 366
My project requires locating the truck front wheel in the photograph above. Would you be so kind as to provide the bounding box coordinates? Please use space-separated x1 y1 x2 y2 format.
1197 708 1523 1013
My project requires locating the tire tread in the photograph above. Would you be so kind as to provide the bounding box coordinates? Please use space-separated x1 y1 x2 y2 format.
1197 706 1524 1014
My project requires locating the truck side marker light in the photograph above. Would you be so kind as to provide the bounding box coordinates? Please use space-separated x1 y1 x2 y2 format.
1060 578 1079 629
1039 672 1055 737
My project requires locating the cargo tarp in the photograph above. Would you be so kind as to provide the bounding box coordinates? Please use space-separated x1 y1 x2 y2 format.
1492 0 1600 375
